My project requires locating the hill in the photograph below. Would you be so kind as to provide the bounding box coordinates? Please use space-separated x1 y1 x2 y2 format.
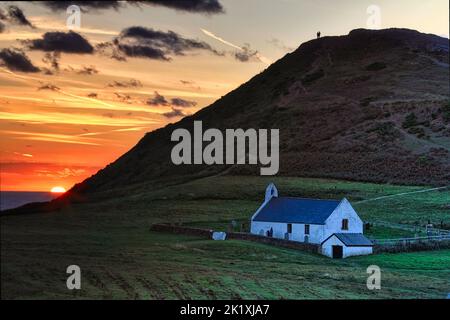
50 28 450 196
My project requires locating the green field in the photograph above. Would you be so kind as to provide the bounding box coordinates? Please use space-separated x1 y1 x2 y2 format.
1 176 449 299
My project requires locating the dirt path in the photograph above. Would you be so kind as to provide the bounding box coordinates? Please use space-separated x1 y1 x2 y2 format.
355 186 449 204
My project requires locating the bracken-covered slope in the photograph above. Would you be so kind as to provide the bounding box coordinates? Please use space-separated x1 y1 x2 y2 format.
72 28 450 195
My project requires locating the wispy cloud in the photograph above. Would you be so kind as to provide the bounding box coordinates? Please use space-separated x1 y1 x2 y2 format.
0 67 160 115
200 28 242 50
29 16 119 36
267 38 294 52
77 126 145 137
3 130 102 146
201 28 272 65
0 111 159 127
13 151 33 158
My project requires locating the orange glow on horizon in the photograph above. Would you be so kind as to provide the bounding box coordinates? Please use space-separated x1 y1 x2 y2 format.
50 186 66 193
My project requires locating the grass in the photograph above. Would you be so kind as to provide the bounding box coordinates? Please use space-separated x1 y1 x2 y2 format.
1 176 449 299
95 175 449 225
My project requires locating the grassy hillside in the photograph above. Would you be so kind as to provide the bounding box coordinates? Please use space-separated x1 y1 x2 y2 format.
1 176 449 299
68 28 449 196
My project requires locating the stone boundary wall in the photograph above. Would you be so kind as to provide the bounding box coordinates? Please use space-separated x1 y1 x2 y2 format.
150 223 320 254
227 231 320 254
150 223 213 238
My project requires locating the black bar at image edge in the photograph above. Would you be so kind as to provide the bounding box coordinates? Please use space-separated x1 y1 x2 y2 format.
0 299 448 318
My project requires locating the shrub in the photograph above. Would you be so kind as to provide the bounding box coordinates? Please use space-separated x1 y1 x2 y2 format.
369 122 400 139
365 62 387 71
408 126 427 138
360 97 376 107
301 69 324 85
417 154 431 165
402 112 418 128
443 101 450 123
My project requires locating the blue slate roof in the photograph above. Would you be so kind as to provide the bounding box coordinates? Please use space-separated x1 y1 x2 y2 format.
253 197 341 224
327 233 373 246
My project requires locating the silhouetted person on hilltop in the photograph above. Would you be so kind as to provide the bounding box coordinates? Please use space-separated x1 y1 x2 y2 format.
317 31 321 39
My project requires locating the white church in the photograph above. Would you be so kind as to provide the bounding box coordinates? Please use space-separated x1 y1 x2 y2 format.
250 183 373 258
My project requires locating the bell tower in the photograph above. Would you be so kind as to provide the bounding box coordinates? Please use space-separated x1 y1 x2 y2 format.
264 183 278 202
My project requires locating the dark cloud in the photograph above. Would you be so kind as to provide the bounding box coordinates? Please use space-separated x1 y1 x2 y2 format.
234 44 258 62
108 79 142 88
25 31 94 53
146 91 196 108
163 107 187 118
146 91 168 106
95 41 127 61
123 26 221 55
0 48 40 73
42 52 61 71
77 65 99 75
143 0 224 14
37 83 60 91
0 5 35 31
37 1 123 12
114 92 132 103
41 68 54 75
171 97 197 108
117 43 168 60
36 1 224 15
87 92 98 98
106 26 223 61
7 5 35 28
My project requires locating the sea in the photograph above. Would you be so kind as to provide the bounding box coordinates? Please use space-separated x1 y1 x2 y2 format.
0 191 58 211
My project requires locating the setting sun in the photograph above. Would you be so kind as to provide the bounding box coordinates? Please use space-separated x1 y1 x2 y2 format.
50 186 66 193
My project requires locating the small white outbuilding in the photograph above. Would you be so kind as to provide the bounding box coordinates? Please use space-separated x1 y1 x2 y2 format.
250 183 373 258
321 233 373 258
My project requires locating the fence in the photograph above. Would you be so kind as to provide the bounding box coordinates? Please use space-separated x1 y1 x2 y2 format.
371 234 450 253
371 220 450 236
371 234 450 246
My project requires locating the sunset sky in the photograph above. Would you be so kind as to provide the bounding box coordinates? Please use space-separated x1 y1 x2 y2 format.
0 0 448 191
